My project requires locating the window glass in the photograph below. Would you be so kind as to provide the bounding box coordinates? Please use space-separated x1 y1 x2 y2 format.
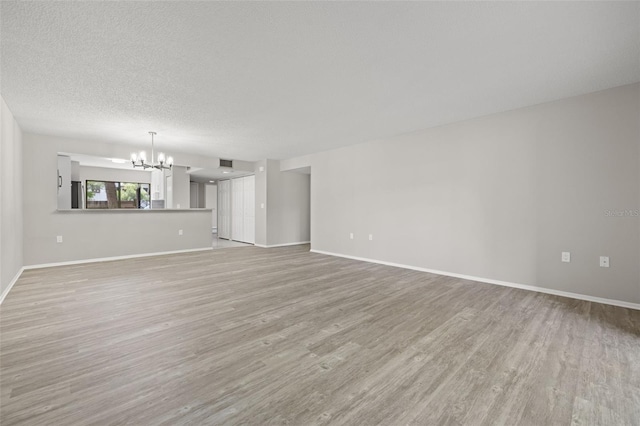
86 181 150 209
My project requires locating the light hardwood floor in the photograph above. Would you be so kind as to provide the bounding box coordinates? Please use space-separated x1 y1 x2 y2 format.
1 245 639 425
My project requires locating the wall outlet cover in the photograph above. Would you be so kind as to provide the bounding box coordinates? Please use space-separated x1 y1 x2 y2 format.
178 229 183 236
599 256 609 268
561 252 570 262
56 236 63 243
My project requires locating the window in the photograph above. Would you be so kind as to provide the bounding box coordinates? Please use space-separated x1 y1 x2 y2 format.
86 181 150 209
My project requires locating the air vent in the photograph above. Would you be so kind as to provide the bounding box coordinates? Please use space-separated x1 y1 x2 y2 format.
219 159 233 168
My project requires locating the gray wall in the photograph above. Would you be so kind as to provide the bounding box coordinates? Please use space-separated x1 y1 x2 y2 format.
1 97 23 295
25 210 212 266
22 133 213 266
205 183 217 229
189 182 207 209
254 159 311 246
308 83 640 304
265 159 310 246
255 160 268 246
71 161 80 181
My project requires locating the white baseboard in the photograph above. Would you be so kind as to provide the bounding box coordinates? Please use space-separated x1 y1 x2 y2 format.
310 249 640 311
255 241 311 248
23 247 214 270
0 267 25 305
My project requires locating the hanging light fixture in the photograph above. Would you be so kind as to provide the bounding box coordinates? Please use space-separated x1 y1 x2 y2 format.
131 131 174 170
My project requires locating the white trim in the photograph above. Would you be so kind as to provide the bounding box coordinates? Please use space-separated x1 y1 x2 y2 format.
310 249 640 311
23 247 213 270
0 267 25 305
255 241 310 248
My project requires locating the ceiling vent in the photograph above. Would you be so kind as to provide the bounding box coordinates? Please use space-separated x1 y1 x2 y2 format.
219 159 233 168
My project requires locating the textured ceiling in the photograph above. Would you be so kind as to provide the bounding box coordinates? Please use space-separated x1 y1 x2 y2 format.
1 1 639 161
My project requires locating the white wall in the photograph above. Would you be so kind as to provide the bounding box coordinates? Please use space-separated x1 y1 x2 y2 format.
79 165 151 185
0 97 23 297
167 166 190 209
307 83 640 305
22 133 213 266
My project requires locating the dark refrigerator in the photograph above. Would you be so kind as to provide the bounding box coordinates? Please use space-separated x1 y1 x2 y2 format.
71 181 82 209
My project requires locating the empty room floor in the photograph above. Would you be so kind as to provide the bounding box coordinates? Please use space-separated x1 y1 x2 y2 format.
212 233 252 249
1 246 638 425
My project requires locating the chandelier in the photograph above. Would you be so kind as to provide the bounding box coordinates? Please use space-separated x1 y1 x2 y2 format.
130 131 173 170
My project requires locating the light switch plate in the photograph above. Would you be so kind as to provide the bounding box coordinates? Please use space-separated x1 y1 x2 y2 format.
56 236 63 243
369 234 373 241
599 256 609 268
349 233 354 240
561 252 570 263
178 229 183 236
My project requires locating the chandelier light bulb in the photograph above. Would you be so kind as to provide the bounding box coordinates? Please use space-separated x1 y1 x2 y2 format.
131 132 172 170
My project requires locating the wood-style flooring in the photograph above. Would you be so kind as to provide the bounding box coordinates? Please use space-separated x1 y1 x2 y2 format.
1 245 639 425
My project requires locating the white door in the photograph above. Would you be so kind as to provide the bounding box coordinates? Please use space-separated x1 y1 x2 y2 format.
218 180 230 239
242 175 255 244
57 155 71 209
231 177 244 242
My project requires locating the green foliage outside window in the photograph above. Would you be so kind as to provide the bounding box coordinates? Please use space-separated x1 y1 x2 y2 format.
86 180 150 209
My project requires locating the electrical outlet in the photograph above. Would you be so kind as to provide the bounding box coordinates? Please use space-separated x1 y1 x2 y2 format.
56 235 63 243
561 252 570 263
349 233 354 240
177 204 181 209
599 256 609 268
369 234 373 241
178 229 183 236
261 203 265 209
